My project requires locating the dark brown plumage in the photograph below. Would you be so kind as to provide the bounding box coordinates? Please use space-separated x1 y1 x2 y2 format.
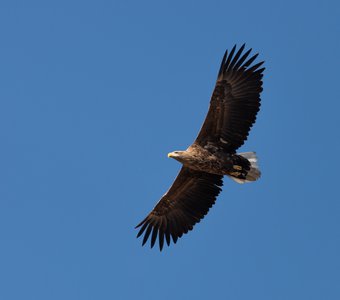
136 167 223 249
136 44 265 250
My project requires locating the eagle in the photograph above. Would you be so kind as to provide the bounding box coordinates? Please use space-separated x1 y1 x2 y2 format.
136 44 265 250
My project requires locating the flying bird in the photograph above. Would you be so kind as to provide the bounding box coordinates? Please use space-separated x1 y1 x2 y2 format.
136 44 265 250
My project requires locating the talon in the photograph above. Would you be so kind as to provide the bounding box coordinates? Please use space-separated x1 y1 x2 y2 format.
233 165 242 170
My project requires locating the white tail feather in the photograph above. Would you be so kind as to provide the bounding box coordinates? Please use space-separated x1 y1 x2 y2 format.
228 152 261 184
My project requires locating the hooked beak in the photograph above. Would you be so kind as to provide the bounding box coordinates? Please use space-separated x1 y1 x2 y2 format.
167 152 174 158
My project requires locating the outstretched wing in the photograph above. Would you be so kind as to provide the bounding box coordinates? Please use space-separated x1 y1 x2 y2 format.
195 44 265 153
135 167 223 250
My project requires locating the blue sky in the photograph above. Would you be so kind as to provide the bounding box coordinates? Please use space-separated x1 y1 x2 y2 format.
1 0 339 299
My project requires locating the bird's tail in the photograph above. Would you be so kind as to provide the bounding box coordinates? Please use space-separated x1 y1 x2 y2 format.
228 152 261 184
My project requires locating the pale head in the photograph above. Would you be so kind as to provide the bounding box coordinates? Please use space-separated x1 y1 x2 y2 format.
167 150 188 163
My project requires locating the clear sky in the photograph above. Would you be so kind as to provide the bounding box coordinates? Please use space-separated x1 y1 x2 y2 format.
1 0 339 299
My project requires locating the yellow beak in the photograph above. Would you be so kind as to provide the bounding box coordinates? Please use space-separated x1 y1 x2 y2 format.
167 152 173 158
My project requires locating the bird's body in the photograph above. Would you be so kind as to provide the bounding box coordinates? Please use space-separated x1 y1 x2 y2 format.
168 145 258 181
136 44 265 250
169 145 234 175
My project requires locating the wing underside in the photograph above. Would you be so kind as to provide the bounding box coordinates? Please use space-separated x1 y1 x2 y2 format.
136 167 223 250
195 44 265 152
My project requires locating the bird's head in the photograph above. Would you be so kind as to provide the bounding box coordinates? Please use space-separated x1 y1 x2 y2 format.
167 150 187 163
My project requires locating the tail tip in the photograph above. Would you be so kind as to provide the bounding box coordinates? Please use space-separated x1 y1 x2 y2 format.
229 152 261 184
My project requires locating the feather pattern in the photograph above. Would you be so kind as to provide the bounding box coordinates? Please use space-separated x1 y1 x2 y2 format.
135 167 223 250
195 44 265 152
